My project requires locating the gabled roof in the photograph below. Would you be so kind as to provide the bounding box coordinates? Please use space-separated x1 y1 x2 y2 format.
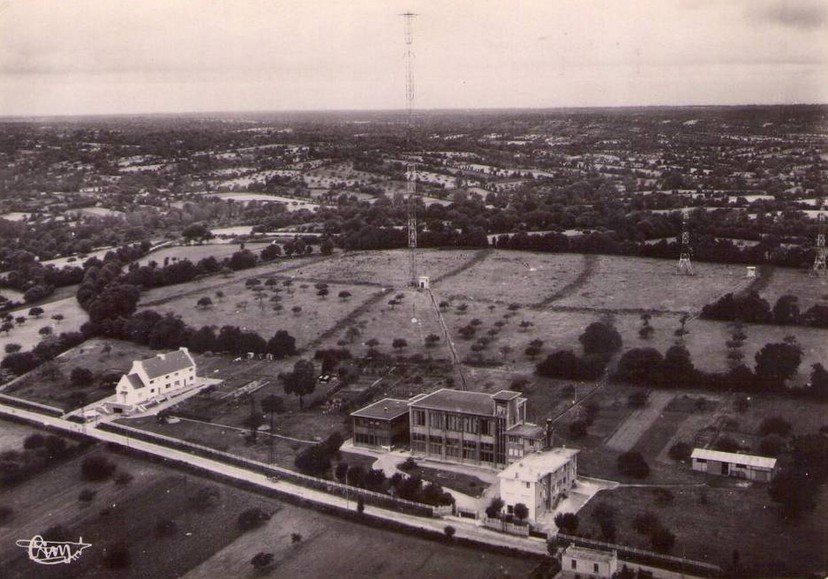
409 389 495 416
125 373 145 390
691 448 777 470
350 398 410 420
138 348 193 380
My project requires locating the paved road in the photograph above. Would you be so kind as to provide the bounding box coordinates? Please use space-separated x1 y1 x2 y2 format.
0 403 547 556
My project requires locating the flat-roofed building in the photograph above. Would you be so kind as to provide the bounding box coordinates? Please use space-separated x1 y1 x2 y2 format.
691 448 778 482
350 398 410 450
497 447 579 522
560 546 618 579
408 388 544 469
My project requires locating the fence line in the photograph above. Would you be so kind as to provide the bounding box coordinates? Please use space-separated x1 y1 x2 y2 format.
556 533 722 577
98 421 439 517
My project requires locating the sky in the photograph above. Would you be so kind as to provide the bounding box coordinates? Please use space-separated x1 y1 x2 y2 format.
0 0 826 116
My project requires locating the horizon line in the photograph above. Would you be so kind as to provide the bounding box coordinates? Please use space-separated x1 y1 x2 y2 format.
1 101 827 122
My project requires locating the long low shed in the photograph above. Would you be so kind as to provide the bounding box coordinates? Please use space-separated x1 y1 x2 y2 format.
690 448 778 482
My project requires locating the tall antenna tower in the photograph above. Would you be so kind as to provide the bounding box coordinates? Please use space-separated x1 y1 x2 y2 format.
403 11 419 286
812 205 826 277
676 212 695 275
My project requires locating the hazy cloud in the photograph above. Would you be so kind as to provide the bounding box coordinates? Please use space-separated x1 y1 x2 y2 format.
747 0 828 29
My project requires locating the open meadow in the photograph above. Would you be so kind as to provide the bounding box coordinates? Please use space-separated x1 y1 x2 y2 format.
0 296 88 354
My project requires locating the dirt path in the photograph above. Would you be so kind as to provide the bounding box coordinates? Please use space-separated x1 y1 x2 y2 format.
301 289 389 353
605 390 676 452
431 248 493 285
536 253 599 309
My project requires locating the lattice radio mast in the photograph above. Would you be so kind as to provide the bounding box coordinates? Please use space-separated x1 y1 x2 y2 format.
403 12 419 286
813 204 826 277
676 212 695 275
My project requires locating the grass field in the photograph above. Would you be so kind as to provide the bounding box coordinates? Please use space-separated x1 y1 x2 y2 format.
182 501 537 579
577 484 828 577
136 241 273 266
0 296 88 354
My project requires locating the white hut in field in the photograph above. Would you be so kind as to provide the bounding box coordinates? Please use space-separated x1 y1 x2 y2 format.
690 448 777 482
116 347 197 410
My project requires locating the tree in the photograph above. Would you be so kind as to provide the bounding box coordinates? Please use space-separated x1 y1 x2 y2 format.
251 552 275 570
281 359 316 409
182 222 213 243
615 348 664 384
392 338 408 352
569 419 588 439
215 290 225 302
267 330 297 358
71 367 94 387
0 322 13 334
579 320 622 356
772 294 800 325
554 512 578 534
755 341 802 389
196 296 213 309
51 314 64 324
425 333 441 348
4 343 21 354
617 451 650 479
338 290 352 300
320 238 335 255
485 497 504 518
668 441 692 462
38 326 53 338
443 525 456 540
810 363 828 401
663 344 696 385
513 503 529 522
28 307 44 318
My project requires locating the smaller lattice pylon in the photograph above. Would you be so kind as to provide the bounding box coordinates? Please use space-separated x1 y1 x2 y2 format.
812 211 826 277
676 212 695 275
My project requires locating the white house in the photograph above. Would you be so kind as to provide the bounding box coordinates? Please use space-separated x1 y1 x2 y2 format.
690 448 778 482
560 546 618 579
116 347 197 410
497 447 579 522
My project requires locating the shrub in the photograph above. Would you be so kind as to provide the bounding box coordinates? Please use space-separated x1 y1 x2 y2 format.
617 451 650 479
758 416 792 437
23 434 45 450
513 503 529 521
444 525 456 539
291 533 303 543
399 457 418 472
632 511 661 535
668 441 692 462
713 436 741 453
238 507 271 531
650 525 676 554
81 455 117 482
251 552 275 569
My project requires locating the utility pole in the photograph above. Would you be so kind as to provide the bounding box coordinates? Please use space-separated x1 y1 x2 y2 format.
812 206 826 277
676 212 695 275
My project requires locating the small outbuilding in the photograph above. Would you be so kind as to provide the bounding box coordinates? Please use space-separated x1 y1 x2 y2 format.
350 398 410 450
560 545 618 579
690 448 778 482
417 275 430 290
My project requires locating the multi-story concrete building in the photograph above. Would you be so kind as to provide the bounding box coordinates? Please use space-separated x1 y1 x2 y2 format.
407 389 545 469
350 398 410 450
497 447 579 522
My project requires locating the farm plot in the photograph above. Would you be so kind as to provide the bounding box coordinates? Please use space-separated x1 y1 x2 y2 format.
554 255 748 312
0 419 36 452
0 295 88 354
182 501 538 579
201 192 321 212
142 278 381 350
433 250 587 304
285 248 482 288
576 485 828 578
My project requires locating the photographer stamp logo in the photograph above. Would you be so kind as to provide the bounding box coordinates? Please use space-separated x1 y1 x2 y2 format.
16 535 91 565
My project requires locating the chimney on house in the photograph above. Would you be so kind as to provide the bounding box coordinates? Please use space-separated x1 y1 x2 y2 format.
545 418 554 449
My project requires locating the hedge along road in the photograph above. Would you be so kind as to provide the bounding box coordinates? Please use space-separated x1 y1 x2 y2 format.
0 402 548 557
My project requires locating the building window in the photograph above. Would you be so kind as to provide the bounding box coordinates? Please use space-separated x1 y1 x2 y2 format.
481 420 491 436
594 563 599 573
571 560 577 569
430 413 445 429
446 415 461 432
413 410 426 426
697 458 707 464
